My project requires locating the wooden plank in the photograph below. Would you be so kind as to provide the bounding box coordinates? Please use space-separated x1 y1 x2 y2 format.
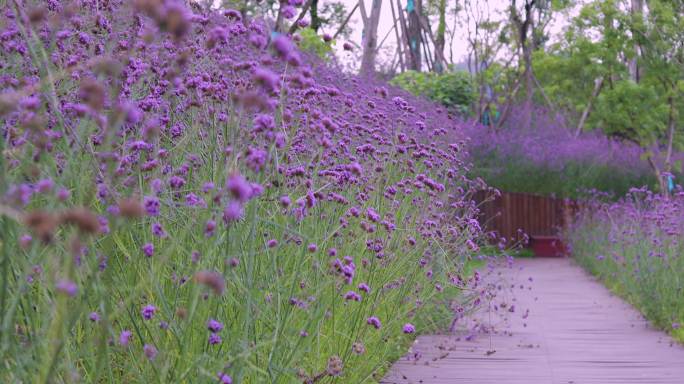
472 191 580 246
383 258 684 384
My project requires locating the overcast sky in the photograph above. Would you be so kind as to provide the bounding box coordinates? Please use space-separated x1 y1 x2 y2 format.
323 0 577 72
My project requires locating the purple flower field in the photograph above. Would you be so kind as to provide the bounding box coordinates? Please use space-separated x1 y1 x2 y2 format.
0 1 501 382
564 188 684 342
465 106 660 198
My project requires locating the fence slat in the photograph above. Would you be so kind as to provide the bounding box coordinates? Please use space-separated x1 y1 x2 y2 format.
474 191 577 246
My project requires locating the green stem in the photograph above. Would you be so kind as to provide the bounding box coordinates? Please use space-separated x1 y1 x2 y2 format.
0 217 9 350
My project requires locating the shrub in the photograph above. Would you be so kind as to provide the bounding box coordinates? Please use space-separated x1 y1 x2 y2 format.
390 70 475 114
297 28 332 59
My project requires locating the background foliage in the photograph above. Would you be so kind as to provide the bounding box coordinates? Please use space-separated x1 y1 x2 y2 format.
390 70 475 115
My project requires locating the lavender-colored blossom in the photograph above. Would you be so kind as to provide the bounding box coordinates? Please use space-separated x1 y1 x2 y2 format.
169 176 185 190
143 243 154 257
36 178 54 193
367 316 382 329
272 35 294 59
202 182 215 193
208 333 222 345
344 291 361 301
141 305 156 320
57 187 70 201
151 222 167 238
207 319 224 332
226 173 251 202
119 330 132 347
217 372 233 384
144 196 160 216
55 279 78 297
223 201 244 223
19 234 32 248
253 67 279 93
279 195 291 208
205 219 216 237
143 344 157 360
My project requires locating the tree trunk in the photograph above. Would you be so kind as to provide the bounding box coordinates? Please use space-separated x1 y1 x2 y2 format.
422 29 433 71
360 0 383 75
495 77 522 130
389 0 405 72
418 14 446 72
375 24 397 54
511 0 535 129
406 0 423 71
575 76 603 137
523 43 533 118
333 3 359 39
310 0 321 32
629 0 643 83
433 0 446 72
288 0 314 34
395 0 413 70
664 94 677 197
275 0 287 33
647 156 667 194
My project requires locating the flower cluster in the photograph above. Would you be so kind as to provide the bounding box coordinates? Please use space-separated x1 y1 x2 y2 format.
0 1 494 382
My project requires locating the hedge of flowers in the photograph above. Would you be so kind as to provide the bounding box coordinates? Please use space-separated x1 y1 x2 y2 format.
0 1 491 382
465 106 657 198
565 188 684 342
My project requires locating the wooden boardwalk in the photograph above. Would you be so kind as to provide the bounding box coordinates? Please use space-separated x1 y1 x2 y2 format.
383 258 684 384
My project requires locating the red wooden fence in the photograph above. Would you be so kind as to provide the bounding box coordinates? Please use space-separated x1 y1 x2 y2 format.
473 190 581 254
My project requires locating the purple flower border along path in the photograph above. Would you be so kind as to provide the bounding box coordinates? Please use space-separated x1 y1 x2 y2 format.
383 258 684 384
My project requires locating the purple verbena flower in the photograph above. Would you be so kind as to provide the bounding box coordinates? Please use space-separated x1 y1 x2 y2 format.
207 319 224 332
144 196 160 216
141 304 156 320
151 222 167 238
217 372 233 384
226 173 251 202
143 243 154 257
143 344 157 360
208 332 222 345
223 201 244 223
367 316 382 329
119 330 132 346
55 279 78 297
344 291 361 301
